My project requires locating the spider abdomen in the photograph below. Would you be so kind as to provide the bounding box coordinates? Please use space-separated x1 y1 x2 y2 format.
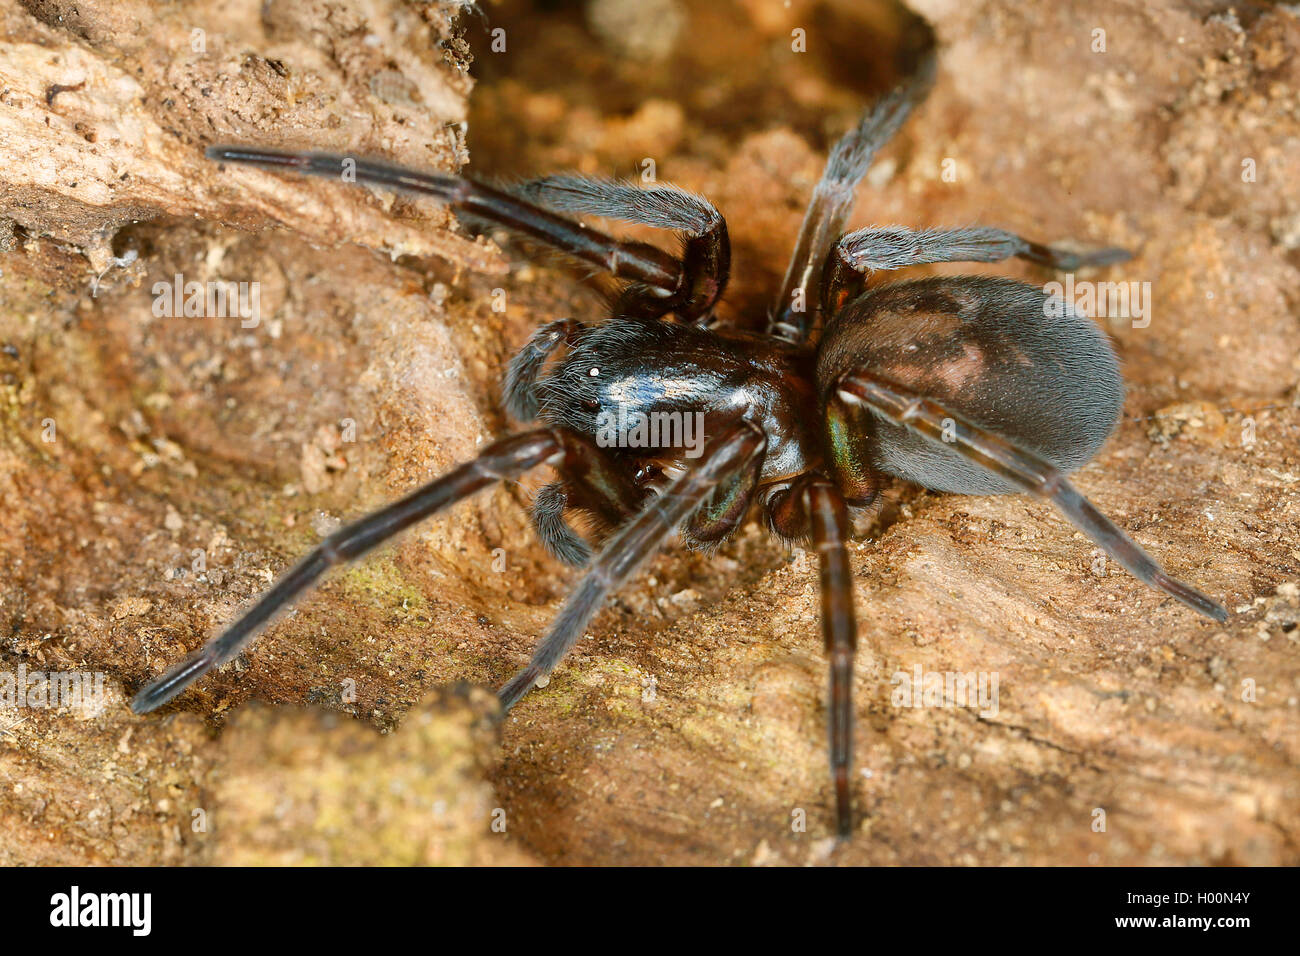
816 275 1124 494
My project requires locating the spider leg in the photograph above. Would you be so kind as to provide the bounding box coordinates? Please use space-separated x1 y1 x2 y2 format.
504 318 586 421
803 477 858 838
768 55 936 343
531 483 593 567
685 443 764 544
131 428 618 714
530 434 645 567
821 226 1132 315
765 473 859 836
497 419 766 709
515 176 730 322
205 146 685 303
834 370 1228 621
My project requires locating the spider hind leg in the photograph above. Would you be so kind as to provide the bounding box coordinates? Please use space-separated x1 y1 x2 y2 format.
834 371 1228 621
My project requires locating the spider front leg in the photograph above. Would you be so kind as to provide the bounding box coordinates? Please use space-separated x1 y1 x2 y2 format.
538 417 767 568
206 148 729 322
820 226 1132 315
497 419 766 709
130 428 632 713
834 370 1228 621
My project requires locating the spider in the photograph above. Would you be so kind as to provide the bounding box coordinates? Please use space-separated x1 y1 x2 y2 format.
130 57 1227 838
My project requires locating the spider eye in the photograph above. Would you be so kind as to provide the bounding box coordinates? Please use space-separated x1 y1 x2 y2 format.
582 399 599 411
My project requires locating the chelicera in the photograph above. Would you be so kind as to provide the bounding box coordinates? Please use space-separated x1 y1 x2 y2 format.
130 57 1227 837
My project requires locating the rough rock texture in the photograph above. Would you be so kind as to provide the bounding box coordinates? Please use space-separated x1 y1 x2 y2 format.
1 0 1298 865
0 670 530 864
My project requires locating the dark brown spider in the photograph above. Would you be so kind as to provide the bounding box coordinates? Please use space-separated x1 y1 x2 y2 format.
130 56 1227 838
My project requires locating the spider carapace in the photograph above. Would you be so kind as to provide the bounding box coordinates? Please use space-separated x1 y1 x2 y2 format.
130 58 1227 838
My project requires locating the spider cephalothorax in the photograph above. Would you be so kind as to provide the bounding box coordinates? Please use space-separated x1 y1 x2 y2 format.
130 55 1227 838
